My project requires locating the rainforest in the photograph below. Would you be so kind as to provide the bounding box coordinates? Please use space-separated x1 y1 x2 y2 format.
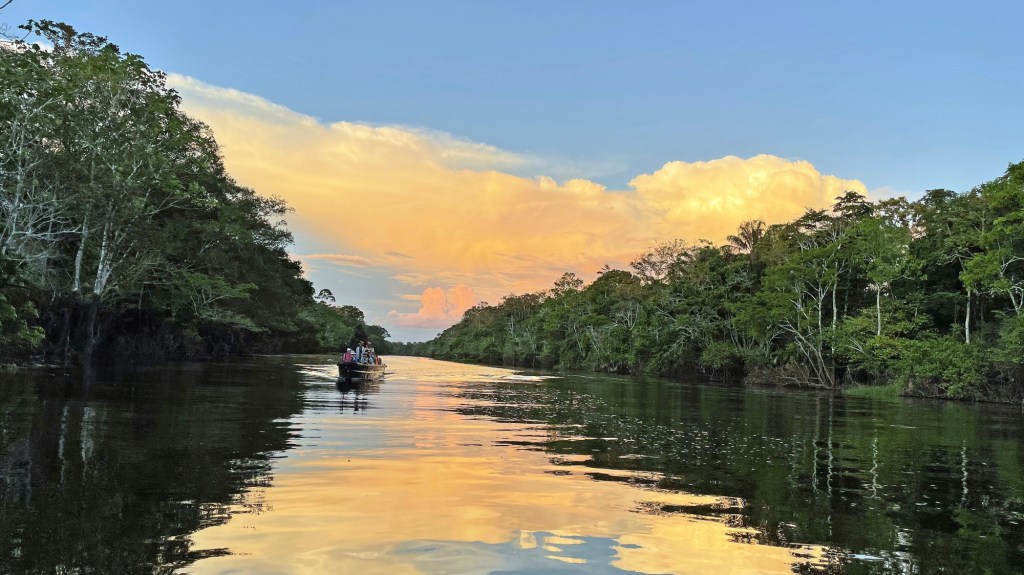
0 21 390 366
397 167 1024 402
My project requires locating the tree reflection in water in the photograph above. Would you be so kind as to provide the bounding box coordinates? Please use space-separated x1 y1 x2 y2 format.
2 359 1023 575
0 359 305 574
448 376 1024 574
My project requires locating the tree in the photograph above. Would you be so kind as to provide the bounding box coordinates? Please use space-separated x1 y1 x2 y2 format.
726 219 766 254
0 253 44 354
550 271 584 296
2 21 201 361
315 288 336 304
908 190 971 340
0 40 67 279
630 239 689 284
0 21 366 363
968 163 1024 316
854 216 911 336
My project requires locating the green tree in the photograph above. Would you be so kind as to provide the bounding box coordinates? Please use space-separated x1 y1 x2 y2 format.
0 21 371 362
854 216 911 336
967 163 1024 316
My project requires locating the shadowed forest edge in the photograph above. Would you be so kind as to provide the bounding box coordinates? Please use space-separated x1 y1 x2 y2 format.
0 21 390 365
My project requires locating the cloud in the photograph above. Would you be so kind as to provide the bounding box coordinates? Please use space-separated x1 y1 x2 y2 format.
300 253 375 268
387 285 478 328
630 156 860 239
168 75 867 333
867 186 915 201
0 39 54 53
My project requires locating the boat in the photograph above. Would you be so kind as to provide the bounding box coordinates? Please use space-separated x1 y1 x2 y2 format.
337 360 387 382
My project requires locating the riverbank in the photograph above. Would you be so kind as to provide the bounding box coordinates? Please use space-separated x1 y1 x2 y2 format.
391 352 1024 404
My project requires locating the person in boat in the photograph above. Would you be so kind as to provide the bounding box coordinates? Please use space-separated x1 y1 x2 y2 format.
364 341 376 364
354 341 365 364
342 348 354 363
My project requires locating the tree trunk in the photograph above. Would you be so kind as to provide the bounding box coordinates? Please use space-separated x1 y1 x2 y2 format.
1008 285 1022 316
93 217 113 296
876 285 882 337
72 211 89 294
831 281 838 329
965 289 971 344
817 286 823 334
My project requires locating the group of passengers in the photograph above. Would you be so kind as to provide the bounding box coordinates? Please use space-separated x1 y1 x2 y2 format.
341 340 380 365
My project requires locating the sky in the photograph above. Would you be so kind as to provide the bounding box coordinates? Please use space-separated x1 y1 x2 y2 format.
4 1 1023 340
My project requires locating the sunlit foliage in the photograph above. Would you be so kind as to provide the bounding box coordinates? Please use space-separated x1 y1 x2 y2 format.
415 163 1024 401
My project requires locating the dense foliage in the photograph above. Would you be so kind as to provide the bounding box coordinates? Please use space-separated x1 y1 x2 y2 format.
0 22 388 364
409 167 1024 401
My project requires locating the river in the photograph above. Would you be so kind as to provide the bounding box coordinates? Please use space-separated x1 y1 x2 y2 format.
1 356 1022 574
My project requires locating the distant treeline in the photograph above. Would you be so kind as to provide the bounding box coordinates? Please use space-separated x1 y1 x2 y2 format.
0 21 388 365
398 163 1024 402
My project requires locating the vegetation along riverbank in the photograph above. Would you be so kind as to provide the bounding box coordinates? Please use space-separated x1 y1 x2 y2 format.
0 22 390 366
394 162 1024 403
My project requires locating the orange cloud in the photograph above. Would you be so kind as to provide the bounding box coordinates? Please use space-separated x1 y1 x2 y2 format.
631 155 858 236
301 253 375 268
387 285 477 328
168 75 867 331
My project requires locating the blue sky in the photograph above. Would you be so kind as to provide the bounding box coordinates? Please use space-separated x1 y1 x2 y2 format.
5 0 1023 340
8 1 1023 192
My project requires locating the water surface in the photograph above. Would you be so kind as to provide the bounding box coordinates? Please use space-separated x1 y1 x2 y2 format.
1 356 1022 574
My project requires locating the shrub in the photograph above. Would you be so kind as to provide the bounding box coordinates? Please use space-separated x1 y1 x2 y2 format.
892 337 986 399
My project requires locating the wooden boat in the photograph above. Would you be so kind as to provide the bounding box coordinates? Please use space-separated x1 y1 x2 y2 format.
337 360 386 382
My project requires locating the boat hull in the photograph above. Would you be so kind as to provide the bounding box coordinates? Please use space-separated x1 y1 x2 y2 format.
337 361 386 382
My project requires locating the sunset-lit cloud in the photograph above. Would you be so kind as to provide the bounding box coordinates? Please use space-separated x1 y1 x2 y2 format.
631 155 860 232
386 285 477 328
301 254 376 268
168 74 867 336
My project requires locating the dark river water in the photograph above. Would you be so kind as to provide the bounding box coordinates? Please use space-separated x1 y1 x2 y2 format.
1 356 1023 574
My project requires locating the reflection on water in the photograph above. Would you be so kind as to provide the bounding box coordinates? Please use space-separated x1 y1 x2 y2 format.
0 358 306 573
2 356 1023 574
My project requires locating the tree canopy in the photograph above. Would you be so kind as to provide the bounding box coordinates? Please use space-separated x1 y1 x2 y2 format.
0 21 388 364
408 162 1024 402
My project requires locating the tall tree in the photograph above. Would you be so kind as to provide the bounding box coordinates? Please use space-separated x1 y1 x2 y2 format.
726 219 766 253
